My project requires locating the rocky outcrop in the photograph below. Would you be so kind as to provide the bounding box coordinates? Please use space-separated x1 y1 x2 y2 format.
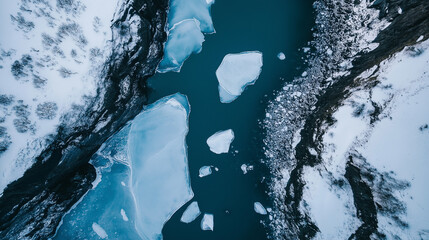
0 0 168 239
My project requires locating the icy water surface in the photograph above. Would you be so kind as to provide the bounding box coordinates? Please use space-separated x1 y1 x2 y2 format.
148 0 315 239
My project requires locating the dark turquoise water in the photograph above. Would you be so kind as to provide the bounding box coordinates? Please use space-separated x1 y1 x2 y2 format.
147 1 314 239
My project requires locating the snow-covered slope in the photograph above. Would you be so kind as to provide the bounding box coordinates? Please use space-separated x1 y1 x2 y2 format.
0 0 118 193
263 0 429 239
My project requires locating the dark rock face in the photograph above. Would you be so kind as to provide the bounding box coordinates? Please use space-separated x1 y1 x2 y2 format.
0 0 168 239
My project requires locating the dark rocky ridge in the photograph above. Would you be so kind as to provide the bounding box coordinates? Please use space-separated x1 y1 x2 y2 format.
288 0 429 239
0 0 168 239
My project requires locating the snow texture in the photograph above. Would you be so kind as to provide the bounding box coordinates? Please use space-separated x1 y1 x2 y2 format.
216 51 263 103
206 129 234 154
0 0 118 194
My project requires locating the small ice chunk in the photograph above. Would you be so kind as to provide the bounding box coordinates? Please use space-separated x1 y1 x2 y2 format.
241 164 254 174
397 7 402 14
301 71 308 77
121 209 129 222
199 166 212 177
303 47 310 53
417 35 424 42
181 201 201 223
206 129 235 154
277 52 286 60
326 49 333 55
92 223 108 239
201 213 214 231
121 181 126 186
254 202 267 215
216 51 263 103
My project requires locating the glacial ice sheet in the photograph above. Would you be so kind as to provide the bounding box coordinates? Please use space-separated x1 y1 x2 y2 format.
158 0 215 73
129 93 193 240
216 52 263 103
206 129 235 154
54 93 194 240
181 201 201 223
158 19 204 73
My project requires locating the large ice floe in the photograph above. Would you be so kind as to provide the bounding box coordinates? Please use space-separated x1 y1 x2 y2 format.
157 0 215 72
206 129 235 154
216 51 263 103
54 93 194 240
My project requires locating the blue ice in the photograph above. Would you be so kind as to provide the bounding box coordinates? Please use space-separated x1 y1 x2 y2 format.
157 0 215 73
180 201 201 223
157 19 205 73
54 93 193 240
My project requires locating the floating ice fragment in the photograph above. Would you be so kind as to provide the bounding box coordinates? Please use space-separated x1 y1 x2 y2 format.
92 223 108 239
303 47 310 53
216 51 263 103
277 52 286 60
199 166 212 177
254 202 267 215
417 35 424 42
158 0 215 73
158 19 205 73
207 129 235 154
241 164 254 174
181 201 201 223
201 214 214 231
167 0 215 33
121 209 129 222
301 71 308 77
129 93 194 240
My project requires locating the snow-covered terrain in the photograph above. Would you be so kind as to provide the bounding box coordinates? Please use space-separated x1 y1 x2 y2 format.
311 39 429 239
54 93 194 240
262 0 429 239
0 0 118 193
216 51 263 103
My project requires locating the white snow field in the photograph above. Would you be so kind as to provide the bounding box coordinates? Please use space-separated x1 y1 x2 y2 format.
201 214 214 231
254 202 268 215
206 129 235 154
305 39 429 239
54 93 194 240
199 166 212 177
157 0 215 72
181 201 201 223
0 0 118 194
216 51 263 103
